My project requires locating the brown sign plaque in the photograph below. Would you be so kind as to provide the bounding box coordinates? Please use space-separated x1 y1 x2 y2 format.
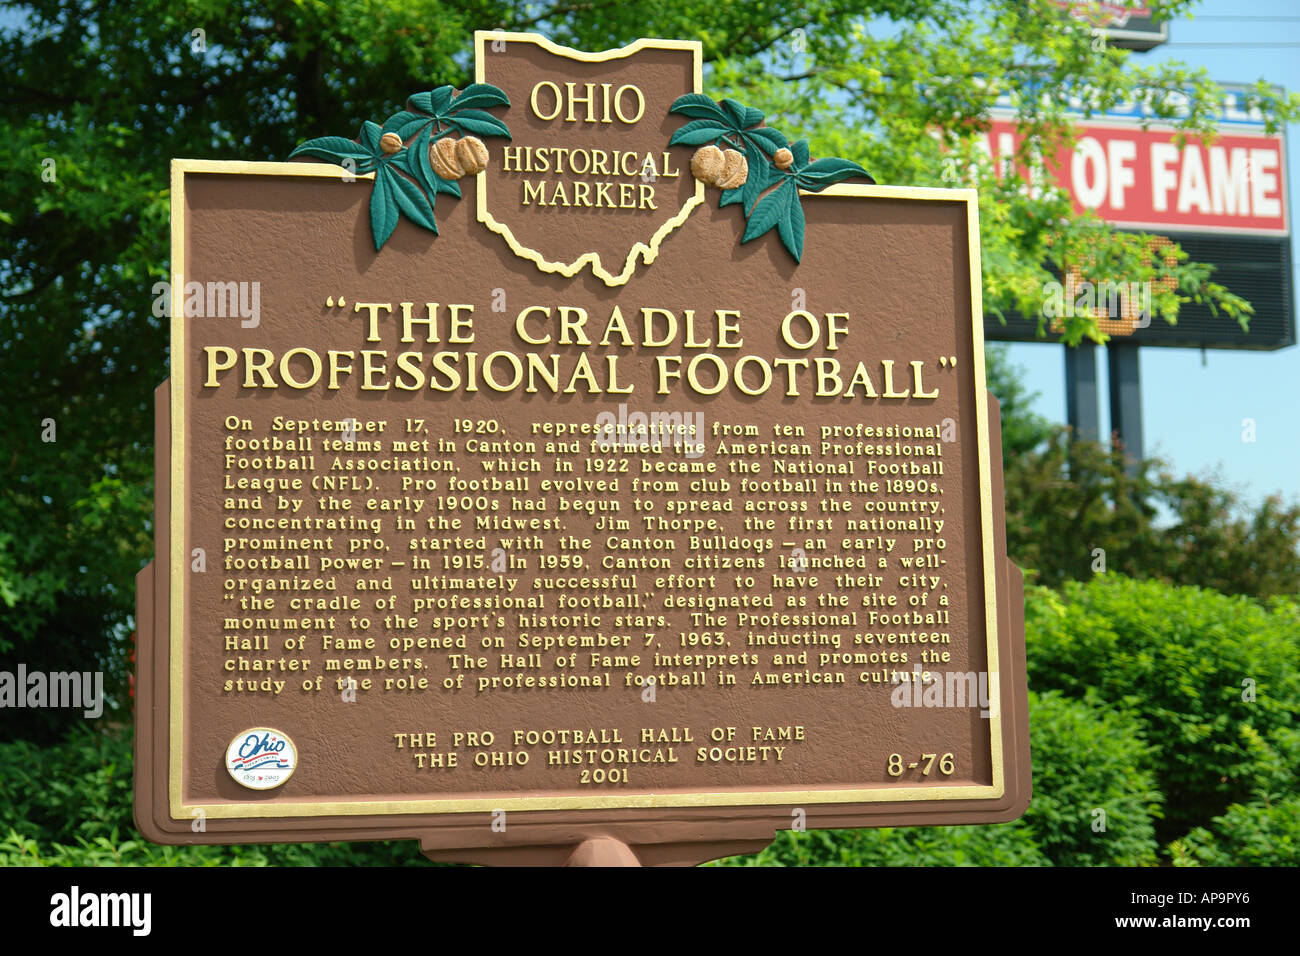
135 32 1030 866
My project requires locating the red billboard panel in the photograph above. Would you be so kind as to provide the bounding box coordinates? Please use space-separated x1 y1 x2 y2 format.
983 120 1288 236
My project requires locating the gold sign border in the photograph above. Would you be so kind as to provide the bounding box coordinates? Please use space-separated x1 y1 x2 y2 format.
472 31 707 287
168 159 1000 819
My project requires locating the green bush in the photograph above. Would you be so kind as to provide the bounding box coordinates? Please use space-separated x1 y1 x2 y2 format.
0 725 432 866
6 574 1296 867
1170 794 1300 866
715 688 1160 867
1020 690 1161 866
1024 577 1300 840
709 820 1047 867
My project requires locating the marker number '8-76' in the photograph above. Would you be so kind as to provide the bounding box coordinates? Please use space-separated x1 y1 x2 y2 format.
888 753 955 777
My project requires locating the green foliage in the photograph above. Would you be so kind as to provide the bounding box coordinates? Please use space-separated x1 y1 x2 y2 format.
715 688 1160 867
710 819 1047 867
984 345 1057 469
985 348 1300 599
0 725 434 866
1169 794 1300 867
1144 476 1300 599
708 0 1300 343
1025 576 1300 841
5 0 1297 740
1003 428 1161 589
1 576 1294 868
4 2 1299 864
1020 690 1161 866
0 0 947 740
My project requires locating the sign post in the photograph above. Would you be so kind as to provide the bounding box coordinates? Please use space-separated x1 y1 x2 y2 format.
135 32 1030 866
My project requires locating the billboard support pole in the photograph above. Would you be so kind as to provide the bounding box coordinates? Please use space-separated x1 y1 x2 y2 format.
1107 342 1144 469
1065 342 1100 443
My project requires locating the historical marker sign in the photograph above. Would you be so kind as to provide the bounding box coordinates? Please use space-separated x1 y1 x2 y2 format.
135 32 1030 866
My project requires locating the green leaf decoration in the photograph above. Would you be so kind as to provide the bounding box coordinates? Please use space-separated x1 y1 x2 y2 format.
777 184 806 262
669 120 734 146
667 93 730 123
381 110 424 136
669 98 873 262
743 126 787 156
742 178 795 245
720 99 764 132
288 135 379 172
289 82 510 251
798 157 876 190
369 169 398 251
740 145 778 214
445 109 511 139
358 121 383 154
719 143 775 214
445 83 511 111
409 86 455 116
406 85 513 137
383 166 438 235
401 127 461 199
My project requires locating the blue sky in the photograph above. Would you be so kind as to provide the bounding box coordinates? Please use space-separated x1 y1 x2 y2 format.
1002 0 1300 507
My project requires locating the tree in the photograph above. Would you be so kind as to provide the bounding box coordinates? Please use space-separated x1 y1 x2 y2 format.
984 344 1057 468
708 0 1299 342
985 347 1300 597
3 1 1297 736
